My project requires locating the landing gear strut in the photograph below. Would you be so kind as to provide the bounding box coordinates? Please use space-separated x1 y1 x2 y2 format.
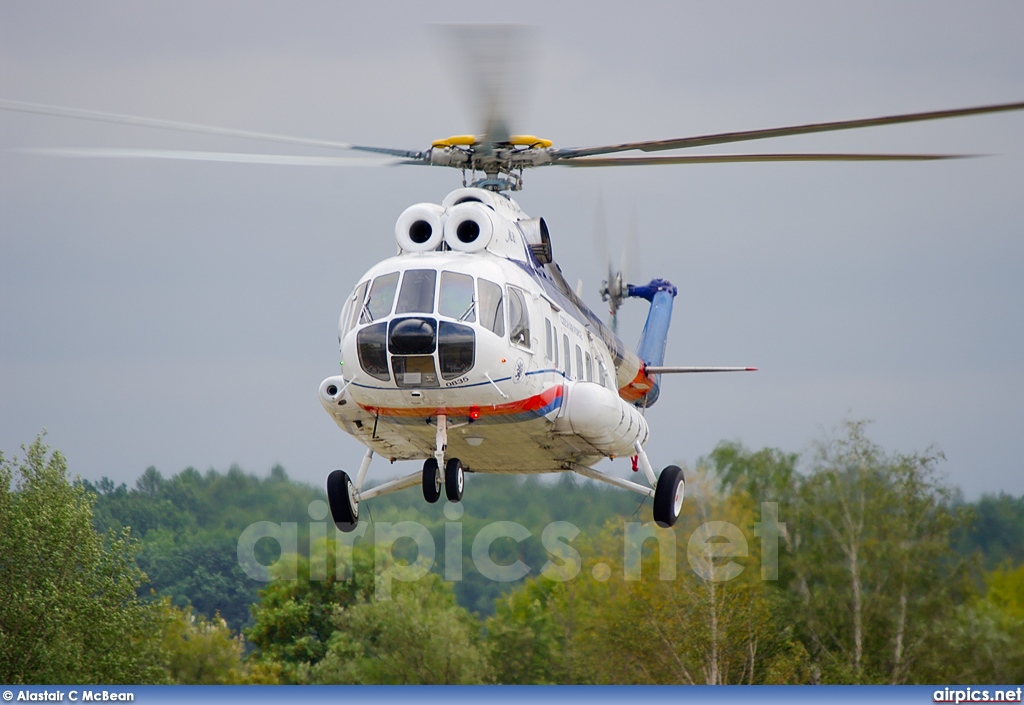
568 442 685 527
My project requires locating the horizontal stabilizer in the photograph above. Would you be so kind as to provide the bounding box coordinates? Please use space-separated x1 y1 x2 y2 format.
645 366 757 374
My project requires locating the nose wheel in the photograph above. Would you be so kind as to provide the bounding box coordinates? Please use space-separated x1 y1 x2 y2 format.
327 469 359 532
445 458 464 502
422 458 442 503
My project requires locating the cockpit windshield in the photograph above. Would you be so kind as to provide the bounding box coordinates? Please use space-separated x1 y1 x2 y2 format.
360 273 398 324
351 267 508 387
439 271 476 322
395 269 436 314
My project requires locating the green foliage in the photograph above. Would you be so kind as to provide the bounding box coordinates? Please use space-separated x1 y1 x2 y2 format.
11 423 1018 685
954 492 1024 570
915 574 1024 684
984 563 1024 619
85 462 322 632
365 472 644 616
485 577 572 684
706 422 969 684
487 487 808 685
245 540 376 683
0 437 166 684
155 599 242 683
312 573 488 684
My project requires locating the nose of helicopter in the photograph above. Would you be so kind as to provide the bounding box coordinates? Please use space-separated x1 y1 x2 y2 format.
388 317 437 355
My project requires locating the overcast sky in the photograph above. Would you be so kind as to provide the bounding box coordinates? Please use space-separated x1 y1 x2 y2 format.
2 1 1022 498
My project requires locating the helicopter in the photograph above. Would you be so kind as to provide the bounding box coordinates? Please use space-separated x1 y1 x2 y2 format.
307 90 1024 531
3 48 1023 530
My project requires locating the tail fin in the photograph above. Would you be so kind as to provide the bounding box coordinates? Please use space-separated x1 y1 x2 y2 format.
629 278 677 406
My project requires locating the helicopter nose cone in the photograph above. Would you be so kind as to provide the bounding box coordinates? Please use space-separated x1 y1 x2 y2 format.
389 317 437 355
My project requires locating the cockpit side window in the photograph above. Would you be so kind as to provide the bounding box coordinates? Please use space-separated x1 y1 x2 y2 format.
395 269 437 315
478 279 504 337
507 286 531 349
360 272 399 324
341 281 367 338
439 271 476 322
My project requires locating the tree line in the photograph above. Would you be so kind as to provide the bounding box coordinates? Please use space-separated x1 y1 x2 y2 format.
1 424 1022 684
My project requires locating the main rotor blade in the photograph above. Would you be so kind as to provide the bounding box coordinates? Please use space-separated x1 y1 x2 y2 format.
439 25 537 150
0 99 371 151
552 100 1024 159
13 147 412 167
555 153 975 167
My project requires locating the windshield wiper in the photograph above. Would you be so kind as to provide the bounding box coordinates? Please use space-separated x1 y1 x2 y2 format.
458 300 476 322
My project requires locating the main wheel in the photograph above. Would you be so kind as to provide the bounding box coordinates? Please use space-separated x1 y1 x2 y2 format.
422 457 441 504
445 457 464 502
653 465 685 527
327 469 359 532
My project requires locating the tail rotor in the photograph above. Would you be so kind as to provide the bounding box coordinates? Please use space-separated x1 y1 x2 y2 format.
596 195 641 333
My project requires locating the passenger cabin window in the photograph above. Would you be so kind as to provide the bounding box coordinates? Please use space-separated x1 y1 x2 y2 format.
585 352 593 382
576 346 585 383
478 279 504 337
439 271 476 322
563 334 571 379
395 269 436 315
507 286 530 348
544 319 553 361
360 273 398 323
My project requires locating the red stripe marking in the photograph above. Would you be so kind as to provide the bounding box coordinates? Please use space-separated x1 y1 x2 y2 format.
360 385 563 418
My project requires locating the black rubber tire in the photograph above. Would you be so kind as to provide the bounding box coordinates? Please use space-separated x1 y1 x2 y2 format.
445 457 464 502
422 457 441 504
327 469 359 532
653 464 685 528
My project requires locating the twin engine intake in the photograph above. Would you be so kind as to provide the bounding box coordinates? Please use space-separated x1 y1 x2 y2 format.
395 202 495 253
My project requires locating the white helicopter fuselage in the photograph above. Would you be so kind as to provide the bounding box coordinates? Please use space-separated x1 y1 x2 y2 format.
318 187 655 475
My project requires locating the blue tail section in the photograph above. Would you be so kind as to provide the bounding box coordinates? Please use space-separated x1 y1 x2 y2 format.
628 278 678 406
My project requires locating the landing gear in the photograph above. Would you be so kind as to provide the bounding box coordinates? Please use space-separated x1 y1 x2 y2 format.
445 457 464 502
422 458 441 503
653 465 685 527
327 469 359 532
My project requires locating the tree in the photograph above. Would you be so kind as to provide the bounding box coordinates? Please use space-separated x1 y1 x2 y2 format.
153 598 279 684
245 539 376 683
0 436 166 683
785 422 965 683
312 573 489 684
486 478 807 685
485 577 573 684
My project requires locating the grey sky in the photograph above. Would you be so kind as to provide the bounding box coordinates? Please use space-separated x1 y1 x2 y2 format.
2 1 1022 497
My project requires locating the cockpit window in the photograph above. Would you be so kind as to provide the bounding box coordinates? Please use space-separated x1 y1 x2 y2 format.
360 272 399 324
478 279 504 337
439 271 476 322
341 281 367 339
395 269 436 315
438 321 475 380
356 322 390 381
507 286 531 349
